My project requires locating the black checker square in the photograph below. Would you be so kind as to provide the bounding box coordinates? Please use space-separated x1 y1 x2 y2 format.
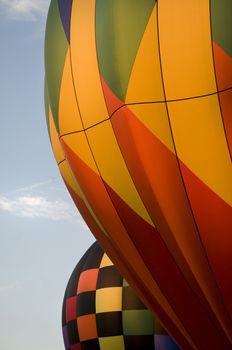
67 319 79 345
96 311 123 337
66 272 78 298
97 266 123 288
122 286 146 310
76 291 95 316
80 338 100 350
83 242 104 269
124 335 154 349
62 300 67 326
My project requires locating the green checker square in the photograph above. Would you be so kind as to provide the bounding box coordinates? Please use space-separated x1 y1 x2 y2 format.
99 336 125 350
122 310 154 335
122 279 129 287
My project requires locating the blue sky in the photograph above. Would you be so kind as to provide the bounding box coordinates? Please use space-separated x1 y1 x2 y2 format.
0 1 94 349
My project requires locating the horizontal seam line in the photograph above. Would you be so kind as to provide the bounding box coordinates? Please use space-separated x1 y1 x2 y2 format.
60 85 232 137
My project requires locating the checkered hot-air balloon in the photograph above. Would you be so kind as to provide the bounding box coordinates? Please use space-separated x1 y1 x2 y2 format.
62 241 180 350
45 1 232 349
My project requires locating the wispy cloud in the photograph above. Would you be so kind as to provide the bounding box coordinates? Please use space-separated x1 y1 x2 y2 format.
0 283 18 293
5 178 64 196
0 194 79 222
0 0 49 20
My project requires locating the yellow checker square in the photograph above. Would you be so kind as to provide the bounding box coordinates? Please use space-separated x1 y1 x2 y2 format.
99 336 125 350
100 253 114 268
96 287 122 313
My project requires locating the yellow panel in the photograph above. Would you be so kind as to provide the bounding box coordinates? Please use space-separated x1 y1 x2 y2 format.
100 253 113 268
168 95 232 205
99 336 125 350
70 0 109 128
86 122 154 226
128 103 175 153
62 132 98 173
158 1 217 100
59 48 83 134
96 287 122 313
49 107 65 164
125 5 164 103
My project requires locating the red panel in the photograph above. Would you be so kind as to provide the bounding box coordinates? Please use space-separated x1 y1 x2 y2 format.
100 77 124 116
213 42 232 91
219 89 232 158
180 162 232 323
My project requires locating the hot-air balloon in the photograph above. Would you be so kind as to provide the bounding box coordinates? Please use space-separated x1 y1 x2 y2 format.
62 241 180 350
44 1 232 349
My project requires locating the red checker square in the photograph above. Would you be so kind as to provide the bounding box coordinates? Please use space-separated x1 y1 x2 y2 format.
77 314 97 341
66 296 77 322
70 343 81 350
77 269 99 294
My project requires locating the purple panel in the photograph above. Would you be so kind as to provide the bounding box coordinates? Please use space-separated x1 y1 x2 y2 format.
155 335 180 350
58 0 72 42
63 325 70 349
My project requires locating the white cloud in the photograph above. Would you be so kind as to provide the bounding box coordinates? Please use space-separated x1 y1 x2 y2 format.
0 194 79 221
0 0 49 20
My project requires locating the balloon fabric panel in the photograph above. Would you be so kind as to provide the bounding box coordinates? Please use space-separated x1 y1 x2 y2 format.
57 0 72 42
95 0 156 101
45 0 69 131
210 0 232 159
58 49 83 134
70 0 109 129
44 1 232 349
125 6 164 104
211 0 232 58
85 121 153 225
157 1 217 100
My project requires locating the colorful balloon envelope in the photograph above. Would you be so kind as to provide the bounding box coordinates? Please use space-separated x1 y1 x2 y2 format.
45 1 232 349
62 241 180 350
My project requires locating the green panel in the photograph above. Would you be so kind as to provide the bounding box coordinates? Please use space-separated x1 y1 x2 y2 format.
45 0 69 132
122 309 154 335
44 78 51 141
96 0 156 101
211 0 232 57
